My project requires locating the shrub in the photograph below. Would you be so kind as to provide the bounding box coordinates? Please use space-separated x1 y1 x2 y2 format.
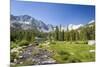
58 50 70 56
38 45 44 48
19 40 29 46
15 40 21 44
66 55 82 63
50 41 56 44
75 41 88 44
11 42 17 49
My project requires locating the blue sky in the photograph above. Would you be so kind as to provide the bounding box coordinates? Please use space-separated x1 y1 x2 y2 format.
11 0 95 26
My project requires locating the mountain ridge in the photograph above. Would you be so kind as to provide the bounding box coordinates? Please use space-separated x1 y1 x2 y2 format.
10 15 54 32
10 14 95 32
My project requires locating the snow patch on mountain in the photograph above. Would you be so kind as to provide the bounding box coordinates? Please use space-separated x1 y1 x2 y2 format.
10 15 54 32
88 20 95 24
68 24 83 30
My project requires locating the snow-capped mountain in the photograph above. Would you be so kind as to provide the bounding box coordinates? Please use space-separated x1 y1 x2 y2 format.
10 15 53 32
68 24 83 31
58 20 95 31
88 20 95 24
68 20 95 30
10 15 95 32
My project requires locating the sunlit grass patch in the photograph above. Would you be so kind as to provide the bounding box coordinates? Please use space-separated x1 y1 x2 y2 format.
43 41 95 63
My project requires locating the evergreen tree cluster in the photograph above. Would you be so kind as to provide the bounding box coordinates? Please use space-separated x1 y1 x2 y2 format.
54 23 95 41
11 22 95 45
11 29 48 43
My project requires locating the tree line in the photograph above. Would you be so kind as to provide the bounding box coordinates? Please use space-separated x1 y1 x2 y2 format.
53 24 95 41
11 23 95 44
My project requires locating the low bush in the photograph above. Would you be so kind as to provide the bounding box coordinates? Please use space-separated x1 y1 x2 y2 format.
50 41 56 44
58 50 70 56
18 40 29 46
11 42 17 49
75 41 88 44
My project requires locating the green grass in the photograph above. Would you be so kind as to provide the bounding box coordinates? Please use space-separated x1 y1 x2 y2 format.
11 40 95 66
40 41 95 63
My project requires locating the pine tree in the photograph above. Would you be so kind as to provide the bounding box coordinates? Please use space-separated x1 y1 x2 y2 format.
55 26 59 40
62 30 65 41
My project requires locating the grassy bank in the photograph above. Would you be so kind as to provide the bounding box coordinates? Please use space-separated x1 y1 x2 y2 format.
39 41 95 63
